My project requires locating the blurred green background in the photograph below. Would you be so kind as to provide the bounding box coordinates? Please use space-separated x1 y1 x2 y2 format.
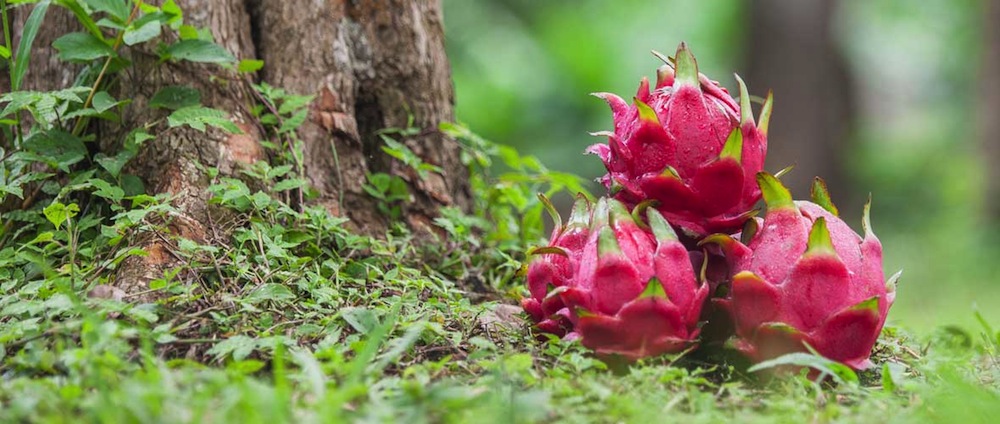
443 0 1000 332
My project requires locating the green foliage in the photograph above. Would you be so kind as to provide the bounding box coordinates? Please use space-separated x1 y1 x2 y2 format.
10 0 51 91
167 105 242 133
0 0 239 231
442 121 590 249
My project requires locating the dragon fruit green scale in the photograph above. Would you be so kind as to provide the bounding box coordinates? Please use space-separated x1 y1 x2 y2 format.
522 195 709 360
703 173 897 370
587 42 772 236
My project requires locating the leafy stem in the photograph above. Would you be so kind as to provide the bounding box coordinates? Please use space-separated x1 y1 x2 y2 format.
70 0 143 137
1 0 22 146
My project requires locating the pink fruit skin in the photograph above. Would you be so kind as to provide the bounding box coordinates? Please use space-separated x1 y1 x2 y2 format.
522 197 709 361
588 43 768 236
710 178 894 370
521 199 592 338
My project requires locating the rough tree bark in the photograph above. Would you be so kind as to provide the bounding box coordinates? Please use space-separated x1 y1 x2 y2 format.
745 0 854 199
9 0 471 299
982 0 1000 223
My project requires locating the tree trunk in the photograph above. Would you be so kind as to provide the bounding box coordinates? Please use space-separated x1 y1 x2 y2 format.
982 0 1000 223
745 0 854 200
10 0 470 299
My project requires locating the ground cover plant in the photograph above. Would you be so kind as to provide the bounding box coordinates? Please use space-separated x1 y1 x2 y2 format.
0 1 998 423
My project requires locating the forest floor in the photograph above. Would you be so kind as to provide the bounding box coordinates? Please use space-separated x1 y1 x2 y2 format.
1 127 998 423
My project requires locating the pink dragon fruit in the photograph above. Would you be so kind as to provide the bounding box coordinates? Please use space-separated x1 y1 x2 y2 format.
587 42 772 236
522 194 592 337
703 173 898 369
522 196 709 360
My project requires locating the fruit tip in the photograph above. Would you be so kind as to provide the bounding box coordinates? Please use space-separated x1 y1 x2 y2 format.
527 246 570 257
756 172 795 210
656 65 675 88
596 226 623 257
759 90 774 135
810 177 839 216
886 269 902 293
673 42 699 87
849 296 881 314
651 49 673 67
568 193 592 227
646 207 677 242
806 217 838 257
720 128 743 163
608 198 637 227
735 73 753 126
862 194 874 237
537 193 562 230
638 277 669 300
631 199 658 229
634 97 660 125
740 218 759 245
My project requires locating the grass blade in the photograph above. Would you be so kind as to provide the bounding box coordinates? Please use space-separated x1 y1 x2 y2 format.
11 0 51 91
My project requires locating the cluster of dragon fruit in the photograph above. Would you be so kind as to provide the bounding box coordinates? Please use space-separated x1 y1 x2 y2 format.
521 43 899 369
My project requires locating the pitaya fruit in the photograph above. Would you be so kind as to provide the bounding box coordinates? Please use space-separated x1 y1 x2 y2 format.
703 173 898 369
521 194 592 337
587 42 772 236
522 196 709 360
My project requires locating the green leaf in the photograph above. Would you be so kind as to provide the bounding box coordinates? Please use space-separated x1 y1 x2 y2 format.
227 360 266 375
53 32 115 62
95 150 135 178
341 307 379 335
237 59 264 73
177 25 199 40
161 0 183 20
91 91 117 112
271 178 307 192
167 106 241 134
120 174 145 196
165 39 235 63
247 283 296 304
206 335 258 362
123 19 162 46
747 352 859 385
23 130 88 171
149 85 201 110
28 232 55 245
59 0 106 42
88 178 125 203
0 45 10 59
84 0 131 22
277 94 313 115
43 201 80 230
371 322 426 374
12 0 52 90
882 362 904 392
278 109 307 134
